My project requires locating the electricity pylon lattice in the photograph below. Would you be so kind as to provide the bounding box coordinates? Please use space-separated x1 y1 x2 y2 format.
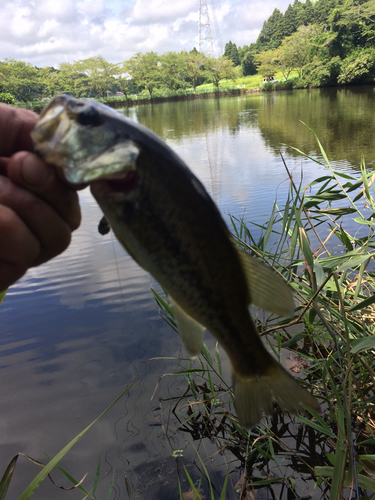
199 0 214 55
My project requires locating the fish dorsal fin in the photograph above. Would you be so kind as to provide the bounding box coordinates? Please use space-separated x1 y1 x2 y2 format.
235 246 294 317
169 296 205 358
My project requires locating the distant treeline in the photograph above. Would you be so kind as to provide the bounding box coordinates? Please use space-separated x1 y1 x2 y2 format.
0 0 374 104
225 0 375 88
0 51 240 104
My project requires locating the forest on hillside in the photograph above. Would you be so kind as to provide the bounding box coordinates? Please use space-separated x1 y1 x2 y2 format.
227 0 375 87
0 0 374 104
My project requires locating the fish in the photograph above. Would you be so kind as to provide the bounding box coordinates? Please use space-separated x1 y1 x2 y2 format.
31 94 319 428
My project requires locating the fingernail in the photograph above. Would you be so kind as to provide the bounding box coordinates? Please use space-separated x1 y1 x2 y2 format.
21 154 51 187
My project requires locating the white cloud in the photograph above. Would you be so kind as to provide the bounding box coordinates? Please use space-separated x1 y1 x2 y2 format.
0 0 291 67
131 0 197 25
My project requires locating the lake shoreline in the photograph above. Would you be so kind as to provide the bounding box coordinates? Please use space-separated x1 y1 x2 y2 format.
96 83 375 109
30 83 375 113
100 87 263 109
31 87 262 113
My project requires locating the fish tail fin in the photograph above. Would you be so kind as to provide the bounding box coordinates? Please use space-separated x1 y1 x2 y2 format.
232 358 319 429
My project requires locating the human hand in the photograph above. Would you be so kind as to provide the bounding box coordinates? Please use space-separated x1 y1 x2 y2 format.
0 103 82 290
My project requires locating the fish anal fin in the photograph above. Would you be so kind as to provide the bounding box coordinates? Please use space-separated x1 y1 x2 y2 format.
169 296 205 358
235 246 294 317
232 360 320 429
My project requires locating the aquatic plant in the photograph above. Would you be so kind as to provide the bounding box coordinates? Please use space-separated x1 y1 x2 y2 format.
152 137 375 499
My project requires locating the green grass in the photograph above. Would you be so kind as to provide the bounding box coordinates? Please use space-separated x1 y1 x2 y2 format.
152 136 375 499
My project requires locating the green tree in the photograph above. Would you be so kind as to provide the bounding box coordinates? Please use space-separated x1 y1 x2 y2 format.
183 51 206 92
281 24 320 77
338 48 375 84
39 66 79 98
71 56 118 99
308 30 339 61
205 56 236 90
256 46 294 80
114 71 132 99
329 0 375 57
0 59 40 103
282 4 297 37
57 62 89 97
0 92 16 104
292 0 314 27
223 41 233 58
303 55 342 86
224 41 240 66
159 52 187 92
256 8 285 50
255 49 280 76
230 44 241 67
303 0 315 25
124 52 161 98
314 0 337 27
240 49 258 76
113 67 141 98
275 44 296 80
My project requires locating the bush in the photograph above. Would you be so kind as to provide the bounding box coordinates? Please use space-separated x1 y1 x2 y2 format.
291 77 307 89
274 79 295 90
260 81 276 91
338 49 375 85
303 56 342 87
281 79 295 89
0 92 16 105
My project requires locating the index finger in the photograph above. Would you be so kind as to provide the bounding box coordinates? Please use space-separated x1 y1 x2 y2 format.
0 104 38 157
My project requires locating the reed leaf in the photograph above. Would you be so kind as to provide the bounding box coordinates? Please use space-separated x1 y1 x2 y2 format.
17 381 137 500
0 455 18 500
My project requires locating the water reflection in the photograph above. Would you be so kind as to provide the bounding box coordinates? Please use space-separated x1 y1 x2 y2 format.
1 88 374 499
122 85 375 172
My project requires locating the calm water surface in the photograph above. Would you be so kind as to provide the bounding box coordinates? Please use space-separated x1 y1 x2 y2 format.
1 86 374 499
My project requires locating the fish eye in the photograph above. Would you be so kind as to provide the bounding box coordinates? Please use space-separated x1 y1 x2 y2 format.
77 106 103 127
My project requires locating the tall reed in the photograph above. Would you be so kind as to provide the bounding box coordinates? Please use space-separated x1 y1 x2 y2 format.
153 142 375 499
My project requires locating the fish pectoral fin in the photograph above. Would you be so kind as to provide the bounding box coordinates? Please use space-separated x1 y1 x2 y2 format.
98 215 111 235
169 296 205 358
235 245 294 317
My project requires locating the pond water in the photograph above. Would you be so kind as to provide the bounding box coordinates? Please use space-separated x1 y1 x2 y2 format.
1 86 374 499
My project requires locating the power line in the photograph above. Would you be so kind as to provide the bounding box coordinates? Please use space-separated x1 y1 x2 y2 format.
198 0 214 55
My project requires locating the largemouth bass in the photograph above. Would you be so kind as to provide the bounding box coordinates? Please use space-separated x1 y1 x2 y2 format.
31 95 319 428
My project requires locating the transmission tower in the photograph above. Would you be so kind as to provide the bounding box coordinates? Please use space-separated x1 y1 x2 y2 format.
198 0 214 55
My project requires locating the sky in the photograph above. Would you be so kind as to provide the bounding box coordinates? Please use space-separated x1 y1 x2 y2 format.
0 0 291 68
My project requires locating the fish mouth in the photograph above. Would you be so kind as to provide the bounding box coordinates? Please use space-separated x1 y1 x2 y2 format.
31 95 72 166
105 170 139 191
32 95 140 185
